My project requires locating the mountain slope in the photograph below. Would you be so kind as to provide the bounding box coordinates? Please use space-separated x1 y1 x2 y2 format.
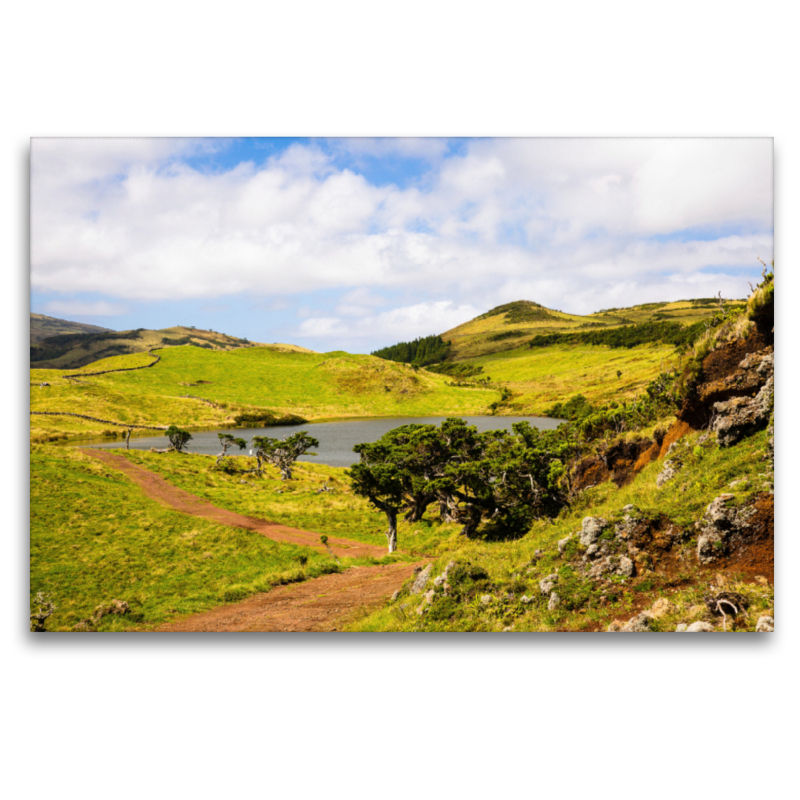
30 313 113 344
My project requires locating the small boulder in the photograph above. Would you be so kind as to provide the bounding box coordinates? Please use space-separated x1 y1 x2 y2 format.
649 598 672 618
656 460 678 488
409 564 433 595
579 517 607 546
675 623 689 632
685 621 715 632
547 592 560 611
620 612 653 632
557 533 576 554
539 574 559 595
480 594 493 606
755 615 774 632
390 590 400 602
520 595 533 605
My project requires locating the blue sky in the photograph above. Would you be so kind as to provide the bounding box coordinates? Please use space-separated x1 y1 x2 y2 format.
30 137 773 353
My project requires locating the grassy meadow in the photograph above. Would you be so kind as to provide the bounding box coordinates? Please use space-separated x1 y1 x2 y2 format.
30 447 354 630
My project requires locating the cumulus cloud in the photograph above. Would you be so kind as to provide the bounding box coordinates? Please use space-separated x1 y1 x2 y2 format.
31 137 772 346
297 300 484 350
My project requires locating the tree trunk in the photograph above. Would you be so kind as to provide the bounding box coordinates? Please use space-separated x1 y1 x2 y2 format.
438 495 458 523
125 428 132 450
280 465 292 480
385 509 398 553
404 495 431 523
458 505 483 539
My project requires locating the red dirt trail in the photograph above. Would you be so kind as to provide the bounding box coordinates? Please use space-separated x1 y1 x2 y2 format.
156 562 421 632
83 448 386 558
83 448 420 631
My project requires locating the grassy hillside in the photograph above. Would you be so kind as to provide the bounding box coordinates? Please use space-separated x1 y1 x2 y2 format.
30 447 347 631
349 425 773 632
29 321 311 370
469 341 677 413
30 313 113 344
30 345 497 442
440 298 746 360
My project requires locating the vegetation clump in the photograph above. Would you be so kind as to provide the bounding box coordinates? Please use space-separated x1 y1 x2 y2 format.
371 334 450 366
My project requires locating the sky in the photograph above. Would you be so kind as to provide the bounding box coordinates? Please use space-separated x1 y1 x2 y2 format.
30 137 773 353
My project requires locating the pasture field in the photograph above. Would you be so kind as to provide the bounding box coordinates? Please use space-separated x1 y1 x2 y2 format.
119 450 462 555
29 446 349 630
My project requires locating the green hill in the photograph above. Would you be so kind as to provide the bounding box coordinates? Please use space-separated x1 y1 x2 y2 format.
439 298 746 360
29 319 313 370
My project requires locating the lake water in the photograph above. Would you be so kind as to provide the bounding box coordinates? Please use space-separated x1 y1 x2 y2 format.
88 416 564 468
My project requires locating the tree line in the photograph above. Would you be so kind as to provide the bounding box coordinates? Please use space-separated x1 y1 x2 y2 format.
527 320 706 350
371 334 450 366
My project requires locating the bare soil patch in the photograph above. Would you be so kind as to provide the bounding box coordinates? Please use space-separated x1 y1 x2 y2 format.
83 448 387 559
156 562 422 631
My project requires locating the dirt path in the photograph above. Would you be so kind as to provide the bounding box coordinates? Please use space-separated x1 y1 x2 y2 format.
83 448 387 559
156 562 421 631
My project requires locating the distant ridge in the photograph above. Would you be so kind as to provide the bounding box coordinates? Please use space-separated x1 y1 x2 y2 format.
30 313 113 344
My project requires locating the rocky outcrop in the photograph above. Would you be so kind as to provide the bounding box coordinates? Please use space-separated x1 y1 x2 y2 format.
696 494 774 580
409 564 432 595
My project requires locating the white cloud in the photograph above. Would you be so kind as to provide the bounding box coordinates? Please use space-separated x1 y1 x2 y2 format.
31 137 773 337
297 300 484 350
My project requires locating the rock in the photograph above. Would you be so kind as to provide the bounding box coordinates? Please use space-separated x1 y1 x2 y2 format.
547 592 560 611
619 612 653 632
675 623 688 632
558 533 576 554
539 574 558 595
622 504 636 513
416 604 426 616
656 460 678 488
409 564 432 594
585 543 599 558
711 354 774 447
390 590 400 602
614 515 637 540
607 620 624 632
433 575 446 588
649 598 672 618
755 615 774 632
579 517 607 546
696 494 759 565
480 594 493 606
424 589 435 605
685 621 715 632
520 595 533 604
754 575 770 586
616 556 635 577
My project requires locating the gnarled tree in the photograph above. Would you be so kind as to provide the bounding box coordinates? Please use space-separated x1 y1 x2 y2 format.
252 431 319 480
216 433 247 466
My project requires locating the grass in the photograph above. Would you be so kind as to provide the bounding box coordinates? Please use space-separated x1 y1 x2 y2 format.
30 346 497 442
347 425 773 632
30 446 350 630
117 449 462 555
472 342 678 412
440 299 746 360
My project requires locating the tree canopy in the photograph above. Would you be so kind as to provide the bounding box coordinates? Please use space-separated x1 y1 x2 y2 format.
252 431 319 480
347 418 570 551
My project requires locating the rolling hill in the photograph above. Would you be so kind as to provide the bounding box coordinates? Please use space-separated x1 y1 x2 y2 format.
29 315 314 370
30 313 113 344
439 298 746 360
